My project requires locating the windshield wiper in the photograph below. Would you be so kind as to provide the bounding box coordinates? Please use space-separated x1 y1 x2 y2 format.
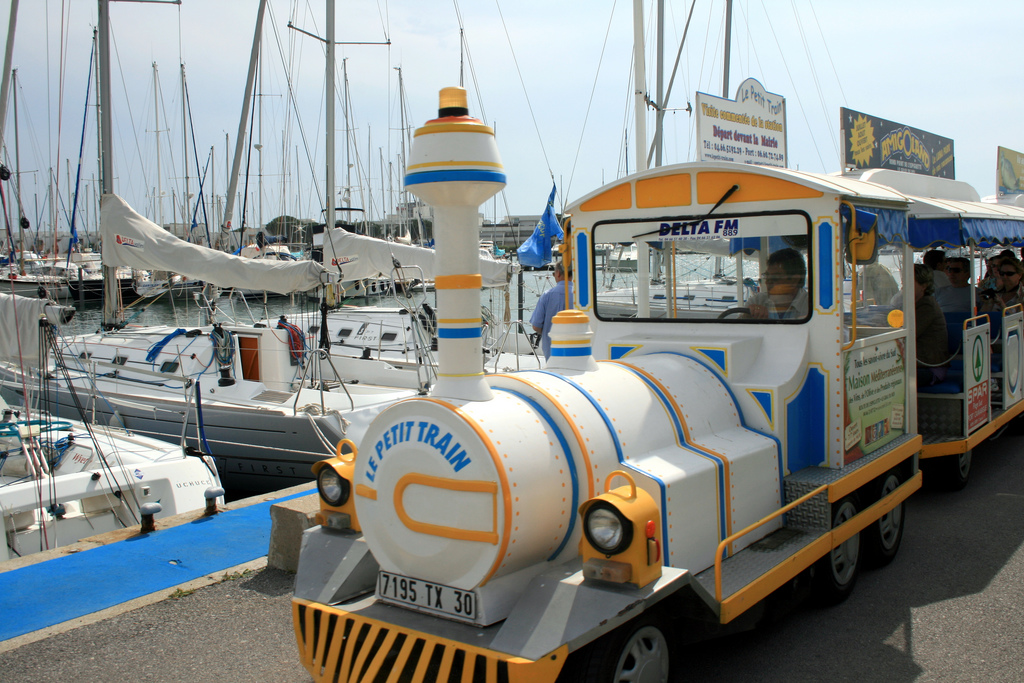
632 183 740 239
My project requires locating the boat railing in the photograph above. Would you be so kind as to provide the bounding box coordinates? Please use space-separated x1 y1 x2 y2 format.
388 264 437 392
484 318 541 373
293 348 355 413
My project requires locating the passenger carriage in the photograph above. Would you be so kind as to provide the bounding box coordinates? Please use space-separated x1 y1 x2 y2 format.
844 169 1024 490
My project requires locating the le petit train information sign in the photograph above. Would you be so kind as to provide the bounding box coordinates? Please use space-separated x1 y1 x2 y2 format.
695 78 787 168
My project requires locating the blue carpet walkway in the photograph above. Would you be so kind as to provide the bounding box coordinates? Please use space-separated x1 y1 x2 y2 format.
0 491 307 641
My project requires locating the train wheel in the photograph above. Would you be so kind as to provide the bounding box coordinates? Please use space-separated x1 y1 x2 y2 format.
937 449 972 491
862 470 905 568
568 614 671 683
814 496 861 606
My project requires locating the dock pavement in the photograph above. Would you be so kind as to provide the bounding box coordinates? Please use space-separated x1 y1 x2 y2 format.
2 427 1024 682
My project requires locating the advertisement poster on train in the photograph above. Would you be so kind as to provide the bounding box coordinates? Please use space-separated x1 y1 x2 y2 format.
841 107 954 178
965 326 991 433
843 339 906 464
696 78 787 168
997 146 1024 199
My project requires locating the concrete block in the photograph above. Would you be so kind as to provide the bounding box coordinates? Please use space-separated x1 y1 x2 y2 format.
268 493 321 572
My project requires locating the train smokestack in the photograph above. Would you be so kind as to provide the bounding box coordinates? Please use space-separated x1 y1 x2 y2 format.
404 87 505 401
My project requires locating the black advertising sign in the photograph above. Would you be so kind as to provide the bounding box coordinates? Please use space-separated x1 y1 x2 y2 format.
841 107 955 178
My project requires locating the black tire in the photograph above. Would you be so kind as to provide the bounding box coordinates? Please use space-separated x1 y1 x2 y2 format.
938 449 972 491
813 496 861 606
566 613 672 683
862 469 905 568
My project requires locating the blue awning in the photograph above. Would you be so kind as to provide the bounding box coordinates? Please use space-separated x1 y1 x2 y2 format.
908 216 1024 248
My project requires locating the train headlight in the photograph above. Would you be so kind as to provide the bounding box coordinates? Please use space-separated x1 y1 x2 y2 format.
311 439 361 533
579 470 662 588
584 501 632 555
317 467 350 507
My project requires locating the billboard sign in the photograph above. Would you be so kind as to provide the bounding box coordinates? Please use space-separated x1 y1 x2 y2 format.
696 78 787 168
841 107 954 178
997 146 1024 198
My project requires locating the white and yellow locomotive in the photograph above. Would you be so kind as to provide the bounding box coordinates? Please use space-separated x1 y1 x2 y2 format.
293 88 925 682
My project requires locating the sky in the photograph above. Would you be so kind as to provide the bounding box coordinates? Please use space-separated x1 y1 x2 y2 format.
0 0 1021 240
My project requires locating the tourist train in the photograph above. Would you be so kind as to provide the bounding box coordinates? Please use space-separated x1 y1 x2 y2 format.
291 88 1024 682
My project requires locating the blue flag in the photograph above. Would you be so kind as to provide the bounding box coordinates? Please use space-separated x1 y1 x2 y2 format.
517 184 562 268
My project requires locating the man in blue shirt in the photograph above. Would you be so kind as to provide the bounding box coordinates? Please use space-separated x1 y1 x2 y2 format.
531 262 572 360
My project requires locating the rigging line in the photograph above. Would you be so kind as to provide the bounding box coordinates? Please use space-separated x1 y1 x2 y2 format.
492 0 554 185
806 0 846 157
109 24 151 203
448 7 480 121
183 67 213 245
565 0 618 206
757 0 826 172
66 44 96 260
790 0 838 164
267 3 323 212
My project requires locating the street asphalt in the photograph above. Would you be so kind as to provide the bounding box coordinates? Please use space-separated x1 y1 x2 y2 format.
2 420 1023 683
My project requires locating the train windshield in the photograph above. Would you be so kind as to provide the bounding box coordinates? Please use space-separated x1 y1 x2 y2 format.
592 211 812 323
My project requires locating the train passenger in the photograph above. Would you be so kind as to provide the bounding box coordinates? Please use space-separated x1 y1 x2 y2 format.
748 247 808 320
923 249 951 291
981 255 1024 312
935 257 972 313
914 264 950 387
531 260 573 360
861 262 899 307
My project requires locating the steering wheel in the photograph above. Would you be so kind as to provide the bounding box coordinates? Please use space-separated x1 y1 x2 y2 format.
717 307 751 319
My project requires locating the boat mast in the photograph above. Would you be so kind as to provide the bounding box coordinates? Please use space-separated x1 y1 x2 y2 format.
325 0 336 235
631 0 650 315
222 0 267 244
99 0 120 328
0 0 19 152
153 62 165 228
722 0 733 98
13 68 26 274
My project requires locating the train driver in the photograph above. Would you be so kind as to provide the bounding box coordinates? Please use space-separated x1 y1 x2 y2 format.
748 247 808 320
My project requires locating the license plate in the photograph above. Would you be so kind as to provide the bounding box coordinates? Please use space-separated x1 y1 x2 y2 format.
376 571 477 622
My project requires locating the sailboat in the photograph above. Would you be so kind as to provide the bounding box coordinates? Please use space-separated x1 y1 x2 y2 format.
0 1 417 494
0 290 222 561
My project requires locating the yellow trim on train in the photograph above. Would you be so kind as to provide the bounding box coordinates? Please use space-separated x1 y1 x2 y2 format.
355 484 377 500
636 173 692 208
920 399 1024 458
293 599 568 683
414 122 496 136
414 398 513 587
580 182 632 211
393 473 499 544
438 318 482 324
435 274 483 289
696 170 825 204
495 373 597 500
407 159 504 170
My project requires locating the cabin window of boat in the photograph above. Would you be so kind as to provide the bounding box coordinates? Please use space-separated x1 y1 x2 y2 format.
592 212 812 323
160 361 180 374
843 245 906 338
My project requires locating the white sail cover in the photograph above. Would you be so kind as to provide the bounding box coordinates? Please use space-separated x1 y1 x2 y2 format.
101 194 326 293
0 292 73 366
322 230 512 287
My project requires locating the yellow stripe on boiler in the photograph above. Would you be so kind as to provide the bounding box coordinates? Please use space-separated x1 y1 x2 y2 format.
393 473 499 544
435 274 482 290
414 123 495 136
407 159 504 170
